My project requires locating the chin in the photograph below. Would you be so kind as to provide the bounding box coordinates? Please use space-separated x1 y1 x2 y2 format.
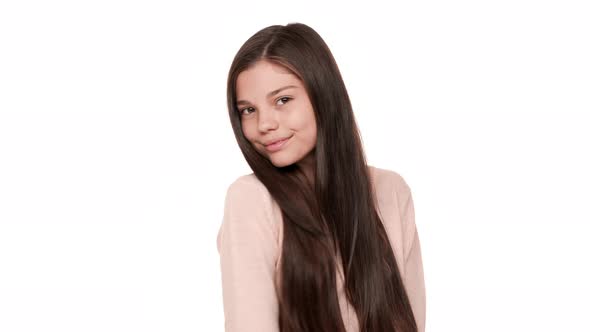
267 154 298 168
269 159 293 168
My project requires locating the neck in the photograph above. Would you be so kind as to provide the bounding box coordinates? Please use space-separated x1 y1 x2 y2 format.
297 151 316 188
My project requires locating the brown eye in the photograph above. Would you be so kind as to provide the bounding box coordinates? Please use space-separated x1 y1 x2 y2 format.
277 96 292 106
240 107 254 116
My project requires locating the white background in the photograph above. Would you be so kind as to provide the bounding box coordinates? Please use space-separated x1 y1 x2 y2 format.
1 0 589 331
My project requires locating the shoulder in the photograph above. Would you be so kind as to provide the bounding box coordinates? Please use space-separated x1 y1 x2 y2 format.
368 164 413 196
223 172 275 220
225 173 268 197
369 164 417 258
217 172 281 260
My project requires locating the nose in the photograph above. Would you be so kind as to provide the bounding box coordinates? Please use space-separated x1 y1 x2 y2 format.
257 107 279 132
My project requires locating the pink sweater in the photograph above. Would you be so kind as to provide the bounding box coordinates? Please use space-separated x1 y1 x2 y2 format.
217 165 426 332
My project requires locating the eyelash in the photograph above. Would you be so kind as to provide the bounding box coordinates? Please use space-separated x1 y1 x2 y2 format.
239 96 292 116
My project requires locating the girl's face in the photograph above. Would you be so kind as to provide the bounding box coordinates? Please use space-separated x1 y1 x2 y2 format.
236 60 317 170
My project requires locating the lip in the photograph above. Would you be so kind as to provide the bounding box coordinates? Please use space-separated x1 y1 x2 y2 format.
264 136 292 152
264 136 290 146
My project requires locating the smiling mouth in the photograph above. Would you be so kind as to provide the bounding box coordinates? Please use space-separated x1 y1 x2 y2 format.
264 135 292 152
264 136 291 146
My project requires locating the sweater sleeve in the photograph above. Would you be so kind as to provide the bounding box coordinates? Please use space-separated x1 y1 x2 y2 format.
397 176 427 332
216 177 280 332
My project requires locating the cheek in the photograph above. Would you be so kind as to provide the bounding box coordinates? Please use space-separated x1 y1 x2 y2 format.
306 120 318 145
309 120 317 140
241 123 257 144
290 101 316 130
300 109 317 139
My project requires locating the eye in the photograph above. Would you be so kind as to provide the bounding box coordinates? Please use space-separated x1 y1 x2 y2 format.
239 107 254 116
277 96 292 106
238 97 291 116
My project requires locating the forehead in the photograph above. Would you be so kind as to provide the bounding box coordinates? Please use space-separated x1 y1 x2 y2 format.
236 61 300 97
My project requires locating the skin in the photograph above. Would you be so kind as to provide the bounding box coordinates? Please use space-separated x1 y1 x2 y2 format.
236 60 317 183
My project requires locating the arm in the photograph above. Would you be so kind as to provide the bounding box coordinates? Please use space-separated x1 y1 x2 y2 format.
217 177 280 332
397 176 427 332
404 227 426 332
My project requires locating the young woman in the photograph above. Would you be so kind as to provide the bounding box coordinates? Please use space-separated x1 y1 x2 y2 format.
217 22 426 332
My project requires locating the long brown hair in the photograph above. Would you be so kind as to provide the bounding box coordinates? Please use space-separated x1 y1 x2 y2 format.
226 22 417 332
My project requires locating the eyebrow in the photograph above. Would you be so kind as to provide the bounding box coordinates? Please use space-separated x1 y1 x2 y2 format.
236 85 298 106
